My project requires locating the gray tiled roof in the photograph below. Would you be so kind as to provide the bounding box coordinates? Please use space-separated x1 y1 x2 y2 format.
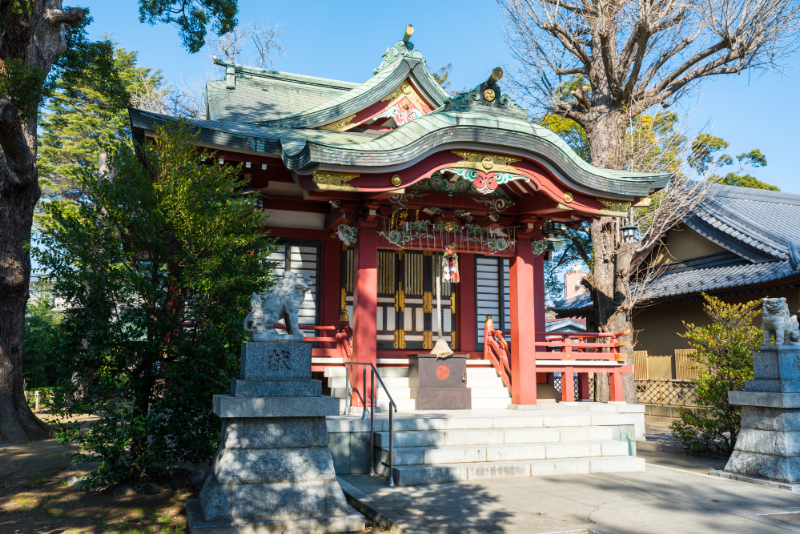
551 184 800 313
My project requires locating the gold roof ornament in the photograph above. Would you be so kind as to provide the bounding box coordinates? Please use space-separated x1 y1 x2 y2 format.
451 150 521 174
320 114 356 131
596 199 632 217
313 171 360 191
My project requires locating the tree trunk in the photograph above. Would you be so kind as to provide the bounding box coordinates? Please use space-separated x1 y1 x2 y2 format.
582 110 628 169
588 218 638 404
0 179 51 443
0 1 85 444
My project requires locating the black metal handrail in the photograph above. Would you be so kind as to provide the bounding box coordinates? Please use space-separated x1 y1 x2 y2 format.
343 362 397 487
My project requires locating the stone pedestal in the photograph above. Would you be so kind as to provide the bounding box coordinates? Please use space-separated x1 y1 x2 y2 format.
715 346 800 488
187 339 364 533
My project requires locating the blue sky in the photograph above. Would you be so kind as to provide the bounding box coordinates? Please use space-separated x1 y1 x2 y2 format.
79 0 799 192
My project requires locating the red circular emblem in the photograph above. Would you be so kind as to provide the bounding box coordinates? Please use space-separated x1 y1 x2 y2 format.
473 175 486 190
436 365 450 380
485 176 498 191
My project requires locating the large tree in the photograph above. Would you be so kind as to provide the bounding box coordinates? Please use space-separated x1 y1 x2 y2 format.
500 0 799 401
0 0 239 445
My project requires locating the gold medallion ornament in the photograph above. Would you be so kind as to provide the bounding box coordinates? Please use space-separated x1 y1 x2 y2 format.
564 191 574 203
483 88 496 102
451 150 521 174
313 171 360 191
390 174 402 186
402 83 412 94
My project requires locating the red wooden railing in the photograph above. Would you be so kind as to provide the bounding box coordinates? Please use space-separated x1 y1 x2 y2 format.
482 318 632 402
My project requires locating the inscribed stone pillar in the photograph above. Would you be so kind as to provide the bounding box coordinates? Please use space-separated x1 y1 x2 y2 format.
186 338 364 533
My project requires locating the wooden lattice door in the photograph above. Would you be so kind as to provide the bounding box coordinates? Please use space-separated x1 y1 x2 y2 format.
341 249 456 351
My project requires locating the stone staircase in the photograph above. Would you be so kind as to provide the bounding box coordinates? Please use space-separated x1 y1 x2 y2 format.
371 412 645 485
323 360 511 412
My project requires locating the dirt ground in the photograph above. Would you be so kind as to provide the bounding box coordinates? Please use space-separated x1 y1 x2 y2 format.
0 413 388 534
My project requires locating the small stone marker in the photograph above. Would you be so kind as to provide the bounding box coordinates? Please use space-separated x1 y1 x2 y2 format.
187 304 364 533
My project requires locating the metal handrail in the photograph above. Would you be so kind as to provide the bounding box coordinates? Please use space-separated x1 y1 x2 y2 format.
343 362 397 487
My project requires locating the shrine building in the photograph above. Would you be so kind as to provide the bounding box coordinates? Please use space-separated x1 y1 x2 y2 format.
129 26 670 409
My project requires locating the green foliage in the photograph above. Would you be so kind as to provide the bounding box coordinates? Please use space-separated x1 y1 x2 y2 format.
23 295 61 389
540 115 591 163
670 294 761 455
545 225 592 301
138 0 239 53
688 134 777 190
37 46 165 227
35 121 276 488
717 172 779 191
0 58 48 120
429 63 452 90
623 111 687 174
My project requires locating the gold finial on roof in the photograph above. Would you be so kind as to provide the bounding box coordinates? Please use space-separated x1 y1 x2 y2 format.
490 67 504 83
404 25 414 42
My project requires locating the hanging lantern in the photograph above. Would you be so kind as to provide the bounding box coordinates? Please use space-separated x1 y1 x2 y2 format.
621 223 640 243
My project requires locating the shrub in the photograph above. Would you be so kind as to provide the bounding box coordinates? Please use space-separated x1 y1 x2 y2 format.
670 293 760 455
36 121 275 489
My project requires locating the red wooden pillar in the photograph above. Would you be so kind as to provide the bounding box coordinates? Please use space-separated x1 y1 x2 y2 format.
562 367 575 403
578 373 590 400
609 370 624 402
457 253 477 354
509 237 543 405
352 221 378 407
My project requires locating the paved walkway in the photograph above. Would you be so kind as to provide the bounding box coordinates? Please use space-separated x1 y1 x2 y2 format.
341 465 800 533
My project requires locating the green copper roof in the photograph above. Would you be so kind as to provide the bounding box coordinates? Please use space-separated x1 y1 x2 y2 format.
208 38 449 130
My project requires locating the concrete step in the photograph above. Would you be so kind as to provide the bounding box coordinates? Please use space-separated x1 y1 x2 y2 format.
377 388 411 399
466 376 507 388
384 456 645 485
471 398 513 409
380 440 629 465
470 388 511 398
324 367 346 377
374 425 613 448
378 367 409 377
376 376 411 388
466 367 502 377
376 398 416 411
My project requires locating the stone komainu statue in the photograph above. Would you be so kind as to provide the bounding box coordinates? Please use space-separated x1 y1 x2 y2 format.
244 272 312 337
762 297 800 346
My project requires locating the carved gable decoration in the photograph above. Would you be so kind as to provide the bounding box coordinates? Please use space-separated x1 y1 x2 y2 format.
444 67 527 119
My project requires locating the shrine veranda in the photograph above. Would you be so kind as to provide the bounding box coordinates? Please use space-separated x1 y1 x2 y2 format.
129 26 670 408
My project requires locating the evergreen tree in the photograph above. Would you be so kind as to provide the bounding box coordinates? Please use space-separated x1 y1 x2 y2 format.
37 47 165 224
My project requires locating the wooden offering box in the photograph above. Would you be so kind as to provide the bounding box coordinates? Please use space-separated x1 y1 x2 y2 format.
408 354 472 410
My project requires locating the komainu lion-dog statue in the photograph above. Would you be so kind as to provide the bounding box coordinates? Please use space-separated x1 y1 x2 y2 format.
244 272 312 338
762 297 800 346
